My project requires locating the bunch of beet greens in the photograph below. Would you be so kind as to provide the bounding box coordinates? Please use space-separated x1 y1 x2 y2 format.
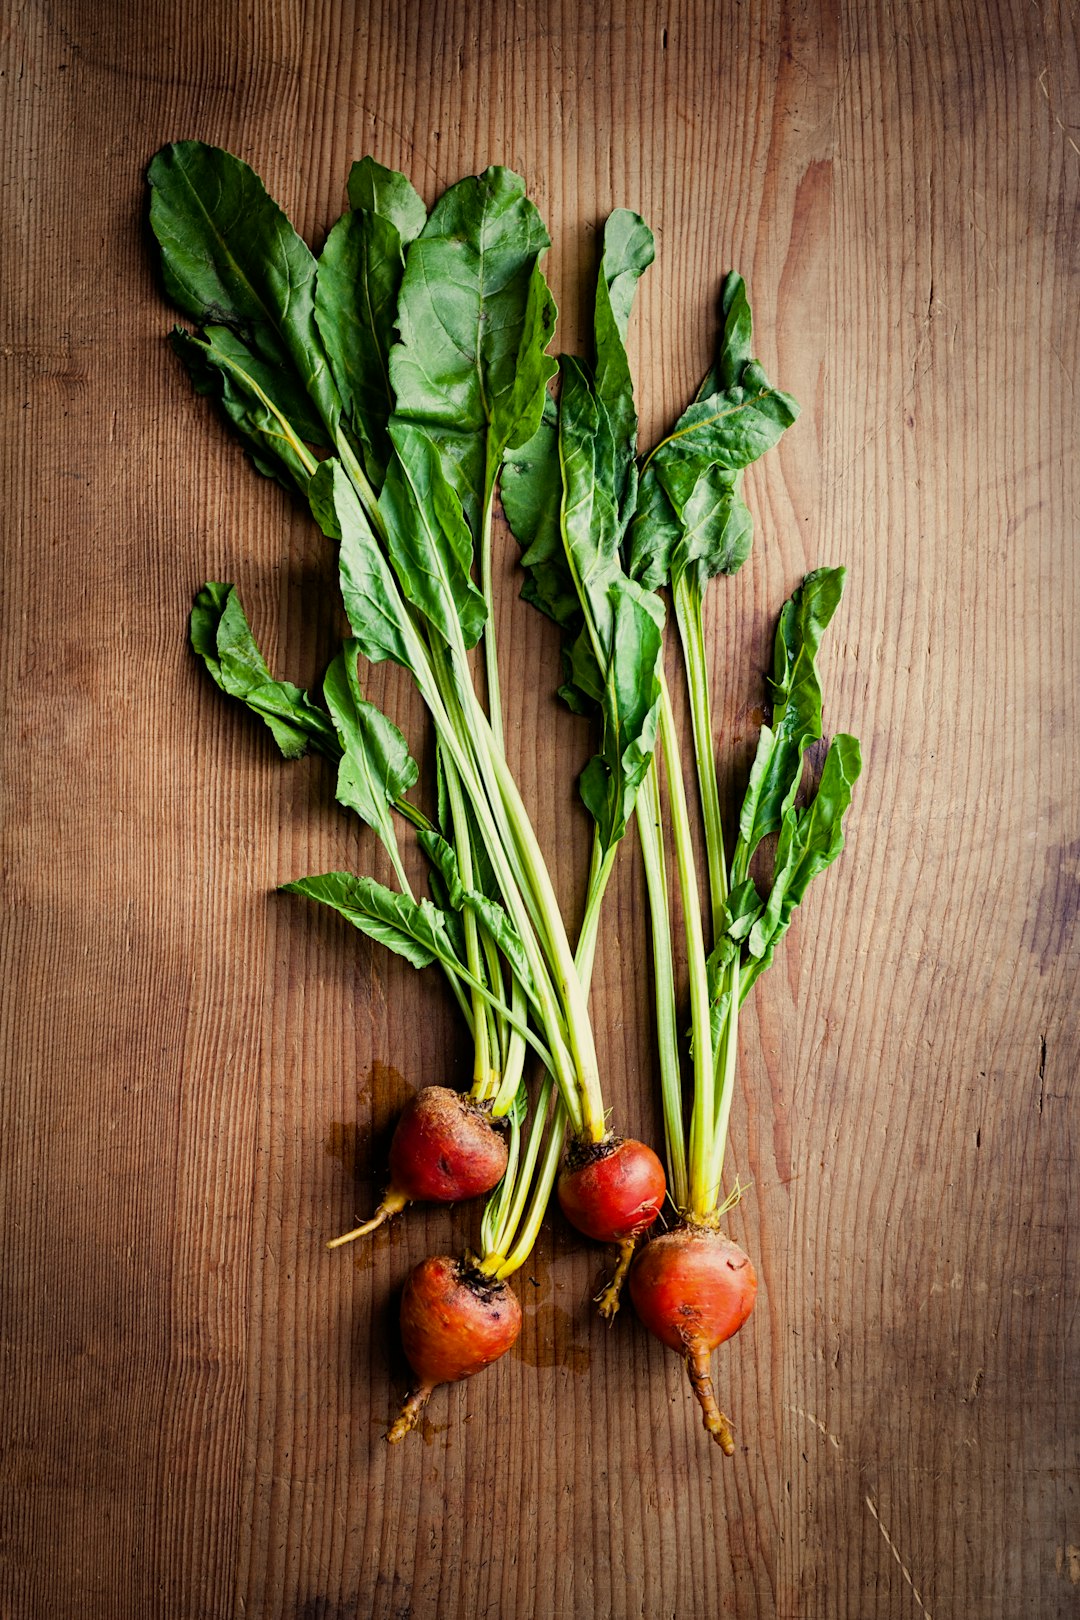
149 143 859 1449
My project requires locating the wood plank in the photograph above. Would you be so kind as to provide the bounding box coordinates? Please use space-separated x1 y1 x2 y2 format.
1 0 1077 1615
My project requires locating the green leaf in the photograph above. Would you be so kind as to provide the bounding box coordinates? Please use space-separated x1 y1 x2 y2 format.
148 142 340 438
463 891 535 1003
282 870 459 972
389 166 557 530
744 732 862 977
558 359 665 853
415 831 534 999
416 828 467 910
346 157 427 243
593 210 654 525
313 162 426 487
735 567 848 872
626 273 798 590
307 459 414 670
314 208 407 485
190 582 339 760
169 327 317 494
697 271 754 400
322 642 418 838
380 420 487 651
502 397 579 629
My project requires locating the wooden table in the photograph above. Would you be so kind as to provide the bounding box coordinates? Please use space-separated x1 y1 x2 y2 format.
3 2 1077 1615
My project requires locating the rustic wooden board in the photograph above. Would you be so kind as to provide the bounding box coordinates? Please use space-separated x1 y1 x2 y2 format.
2 1 1077 1615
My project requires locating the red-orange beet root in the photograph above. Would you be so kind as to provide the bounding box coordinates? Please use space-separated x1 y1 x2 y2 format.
388 1255 522 1441
328 1087 508 1248
558 1136 667 1320
629 1225 757 1456
558 1136 666 1243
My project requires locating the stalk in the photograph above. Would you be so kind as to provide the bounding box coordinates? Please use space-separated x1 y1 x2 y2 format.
479 456 505 752
476 879 603 1278
704 952 741 1216
441 749 499 1099
673 571 729 932
634 763 688 1211
657 678 716 1215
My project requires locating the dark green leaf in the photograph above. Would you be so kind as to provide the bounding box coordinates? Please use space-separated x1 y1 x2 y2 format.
346 157 427 244
593 210 654 524
148 142 340 436
735 568 847 867
315 208 407 484
307 459 414 670
190 582 339 760
282 870 459 972
626 273 798 590
416 828 467 910
744 732 862 977
389 166 557 531
380 420 487 651
322 642 418 837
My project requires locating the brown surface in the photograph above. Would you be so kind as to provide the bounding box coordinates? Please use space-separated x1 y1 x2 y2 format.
2 1 1078 1616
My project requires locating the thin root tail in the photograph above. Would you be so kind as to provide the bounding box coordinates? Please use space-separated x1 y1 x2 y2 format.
327 1189 409 1250
686 1346 735 1456
386 1383 434 1444
595 1237 637 1321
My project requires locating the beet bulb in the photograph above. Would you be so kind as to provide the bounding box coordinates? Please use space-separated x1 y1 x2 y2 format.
629 1223 757 1454
557 1135 667 1318
328 1086 508 1248
388 1254 522 1441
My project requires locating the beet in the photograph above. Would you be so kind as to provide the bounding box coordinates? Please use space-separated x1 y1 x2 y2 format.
629 1224 757 1454
388 1254 522 1441
328 1086 508 1247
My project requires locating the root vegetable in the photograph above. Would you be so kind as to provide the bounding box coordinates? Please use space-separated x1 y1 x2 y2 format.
388 1254 522 1441
629 1225 756 1454
328 1086 508 1248
557 1135 666 1317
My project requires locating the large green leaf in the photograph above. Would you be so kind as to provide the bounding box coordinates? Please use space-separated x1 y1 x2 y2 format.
148 142 340 438
379 420 487 651
282 870 460 972
592 210 654 526
322 642 418 840
389 166 557 529
307 459 414 671
190 582 339 760
314 161 427 486
735 567 847 870
626 273 799 591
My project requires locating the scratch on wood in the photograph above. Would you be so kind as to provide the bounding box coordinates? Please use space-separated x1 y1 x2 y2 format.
865 1494 934 1619
1038 67 1080 159
787 1404 841 1452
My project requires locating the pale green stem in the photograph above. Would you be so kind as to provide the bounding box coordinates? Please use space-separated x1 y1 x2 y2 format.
658 678 716 1216
491 975 528 1119
441 749 498 1100
673 571 729 935
479 907 601 1278
703 951 741 1217
635 760 688 1212
479 464 506 753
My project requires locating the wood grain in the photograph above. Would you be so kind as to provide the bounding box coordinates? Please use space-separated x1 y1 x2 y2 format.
2 1 1077 1615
